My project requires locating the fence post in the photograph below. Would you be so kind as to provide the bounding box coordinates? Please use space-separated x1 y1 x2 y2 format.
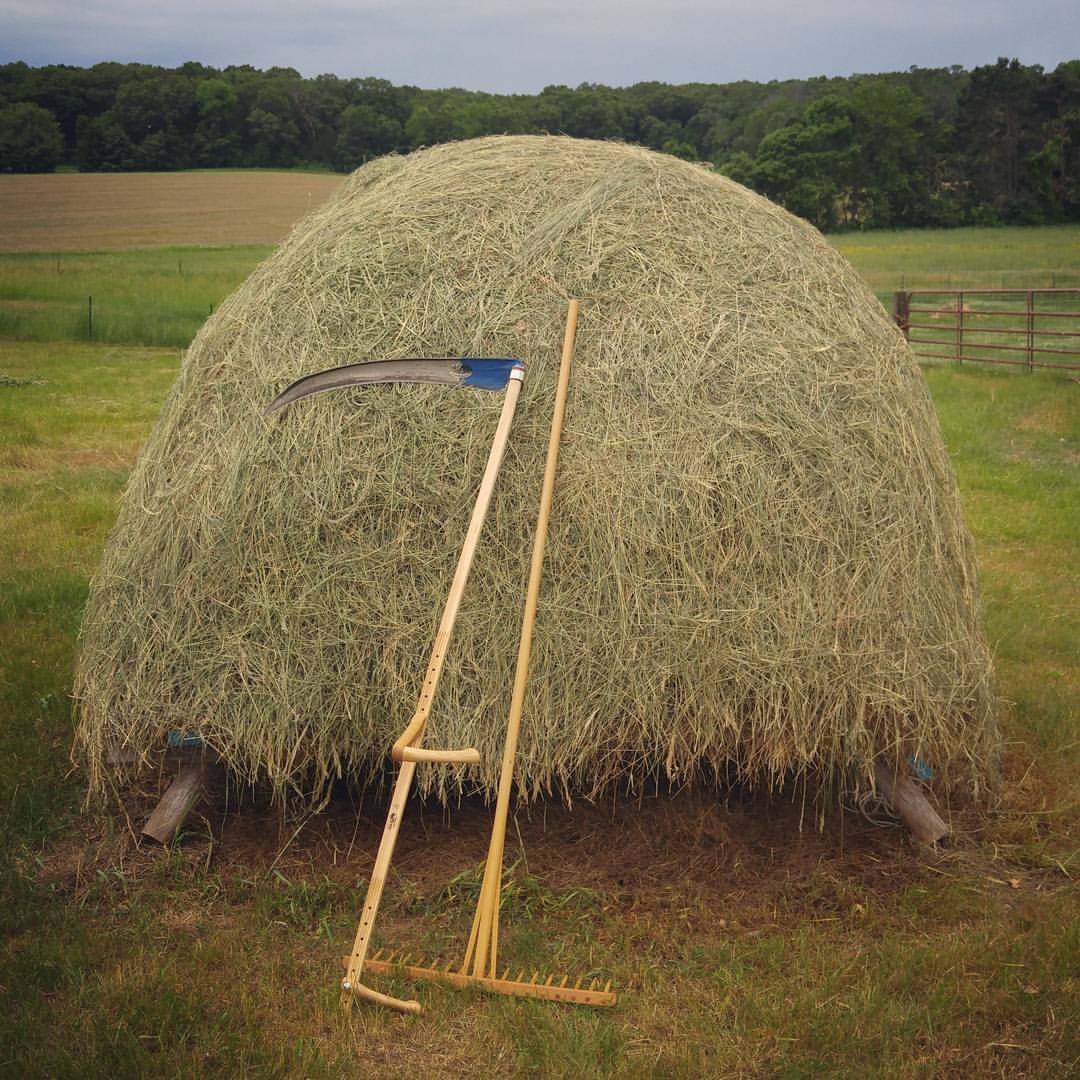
893 291 910 339
956 291 963 364
88 295 93 341
1027 290 1034 371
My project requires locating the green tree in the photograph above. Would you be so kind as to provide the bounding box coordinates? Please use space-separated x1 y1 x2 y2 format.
0 101 63 171
335 103 401 169
531 86 569 132
1030 61 1080 220
0 61 32 108
194 77 241 166
714 149 754 186
236 72 306 166
753 95 854 228
561 83 629 140
404 102 456 148
955 58 1048 221
75 112 136 170
110 72 198 169
847 78 928 226
351 77 413 127
19 62 135 164
452 95 532 140
246 106 300 166
293 74 349 163
0 57 1074 226
196 77 237 122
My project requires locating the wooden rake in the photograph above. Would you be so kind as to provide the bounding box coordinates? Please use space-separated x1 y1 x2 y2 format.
349 302 615 1011
458 300 605 999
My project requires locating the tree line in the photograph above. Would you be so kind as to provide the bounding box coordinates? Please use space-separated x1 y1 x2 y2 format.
1 58 1077 230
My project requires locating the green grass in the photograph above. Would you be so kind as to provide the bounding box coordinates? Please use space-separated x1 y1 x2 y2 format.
3 226 1076 352
0 341 180 866
1 227 1078 1076
0 248 268 347
830 224 1080 296
2 350 1075 1077
924 366 1078 773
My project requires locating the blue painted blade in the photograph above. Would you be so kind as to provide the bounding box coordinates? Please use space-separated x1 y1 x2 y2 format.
167 731 203 750
907 754 934 782
459 358 525 390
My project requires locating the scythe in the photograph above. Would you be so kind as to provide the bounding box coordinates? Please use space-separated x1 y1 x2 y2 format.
267 354 526 1013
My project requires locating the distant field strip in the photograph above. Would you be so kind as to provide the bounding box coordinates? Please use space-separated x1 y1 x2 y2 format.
830 225 1080 298
0 171 344 252
0 248 267 347
2 172 1079 355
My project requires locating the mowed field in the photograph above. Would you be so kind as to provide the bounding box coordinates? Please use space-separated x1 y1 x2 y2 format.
830 226 1080 294
0 171 1077 1077
0 170 344 252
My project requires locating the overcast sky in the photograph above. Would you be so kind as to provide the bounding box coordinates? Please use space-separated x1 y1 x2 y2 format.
2 1 1077 93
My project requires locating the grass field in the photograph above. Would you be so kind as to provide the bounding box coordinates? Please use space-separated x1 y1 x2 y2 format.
0 248 268 347
0 173 1077 1077
830 225 1080 295
0 218 1076 352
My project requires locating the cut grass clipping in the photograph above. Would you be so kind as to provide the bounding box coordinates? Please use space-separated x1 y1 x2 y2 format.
75 135 998 812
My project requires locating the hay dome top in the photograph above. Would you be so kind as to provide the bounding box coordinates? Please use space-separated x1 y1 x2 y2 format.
76 135 996 807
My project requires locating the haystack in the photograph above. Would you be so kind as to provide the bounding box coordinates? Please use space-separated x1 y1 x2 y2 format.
74 135 997 810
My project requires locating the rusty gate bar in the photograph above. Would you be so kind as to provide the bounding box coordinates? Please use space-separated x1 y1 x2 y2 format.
893 287 1080 371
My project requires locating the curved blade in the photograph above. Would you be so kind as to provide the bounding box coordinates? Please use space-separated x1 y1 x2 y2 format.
265 357 523 415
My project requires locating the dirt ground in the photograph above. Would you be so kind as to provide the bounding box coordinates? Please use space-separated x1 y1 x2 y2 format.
47 769 1030 940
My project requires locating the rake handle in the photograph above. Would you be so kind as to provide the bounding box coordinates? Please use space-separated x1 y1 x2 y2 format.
465 300 580 978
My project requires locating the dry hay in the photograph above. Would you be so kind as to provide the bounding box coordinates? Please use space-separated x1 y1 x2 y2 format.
74 135 998 811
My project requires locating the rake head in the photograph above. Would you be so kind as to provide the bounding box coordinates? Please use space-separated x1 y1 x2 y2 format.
343 951 616 1008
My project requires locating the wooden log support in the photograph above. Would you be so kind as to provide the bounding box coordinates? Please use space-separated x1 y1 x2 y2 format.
142 761 207 845
873 761 949 844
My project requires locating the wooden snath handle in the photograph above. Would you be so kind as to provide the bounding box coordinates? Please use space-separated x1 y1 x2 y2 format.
340 757 424 1013
390 368 524 764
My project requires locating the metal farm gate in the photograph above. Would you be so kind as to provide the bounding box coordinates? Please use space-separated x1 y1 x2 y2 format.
893 288 1080 371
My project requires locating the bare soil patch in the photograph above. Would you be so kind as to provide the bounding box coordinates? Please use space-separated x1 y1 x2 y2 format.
44 777 957 929
44 747 1067 948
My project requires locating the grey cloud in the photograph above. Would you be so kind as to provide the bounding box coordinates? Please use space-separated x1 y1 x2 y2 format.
0 0 1076 91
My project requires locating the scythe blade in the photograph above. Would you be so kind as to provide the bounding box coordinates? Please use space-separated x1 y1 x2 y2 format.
264 357 524 414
